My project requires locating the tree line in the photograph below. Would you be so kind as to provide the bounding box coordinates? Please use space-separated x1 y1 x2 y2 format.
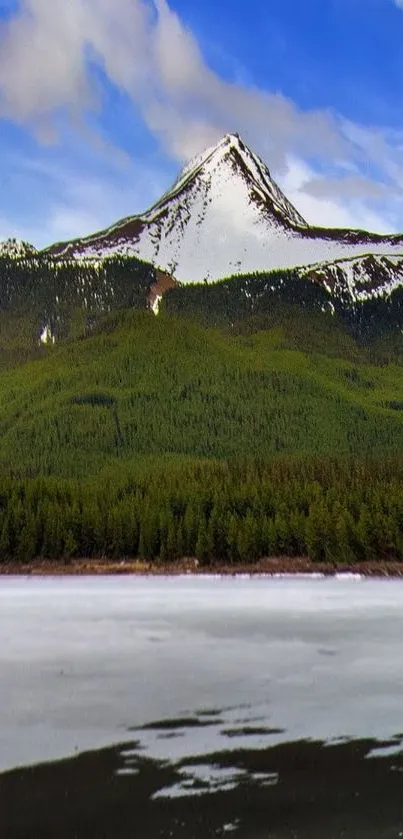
1 456 403 564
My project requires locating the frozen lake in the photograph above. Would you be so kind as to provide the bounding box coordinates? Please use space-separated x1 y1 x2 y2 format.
1 575 403 837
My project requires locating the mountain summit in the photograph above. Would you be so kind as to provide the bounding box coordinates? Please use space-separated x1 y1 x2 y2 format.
163 132 308 230
45 134 403 283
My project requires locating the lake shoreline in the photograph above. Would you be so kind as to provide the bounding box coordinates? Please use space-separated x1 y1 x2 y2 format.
1 556 403 577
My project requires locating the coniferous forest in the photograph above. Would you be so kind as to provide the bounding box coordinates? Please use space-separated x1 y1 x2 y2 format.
2 258 403 566
2 457 403 566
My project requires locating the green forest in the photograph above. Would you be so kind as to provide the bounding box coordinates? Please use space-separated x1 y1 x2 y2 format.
1 456 403 565
2 258 403 565
0 252 154 369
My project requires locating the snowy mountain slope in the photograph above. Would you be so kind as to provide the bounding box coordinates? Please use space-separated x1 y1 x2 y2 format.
0 238 37 259
299 253 403 303
44 133 403 284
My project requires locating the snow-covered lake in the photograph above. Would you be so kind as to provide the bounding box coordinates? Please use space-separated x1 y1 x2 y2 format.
2 576 403 837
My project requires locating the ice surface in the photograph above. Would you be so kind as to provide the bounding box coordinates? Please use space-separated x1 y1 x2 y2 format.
2 576 403 773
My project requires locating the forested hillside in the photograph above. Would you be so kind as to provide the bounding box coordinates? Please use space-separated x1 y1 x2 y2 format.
0 253 155 369
3 308 403 478
163 268 403 348
0 301 402 564
1 255 403 565
0 253 154 317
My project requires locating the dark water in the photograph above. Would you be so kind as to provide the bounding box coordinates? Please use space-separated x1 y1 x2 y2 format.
3 727 403 838
1 576 403 837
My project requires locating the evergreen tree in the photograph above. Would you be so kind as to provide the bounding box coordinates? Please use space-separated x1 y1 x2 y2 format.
195 517 213 565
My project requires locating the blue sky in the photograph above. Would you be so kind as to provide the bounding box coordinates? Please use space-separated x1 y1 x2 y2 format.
0 0 403 246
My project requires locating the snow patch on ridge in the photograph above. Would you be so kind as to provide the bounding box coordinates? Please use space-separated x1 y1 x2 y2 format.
0 238 37 259
300 253 403 302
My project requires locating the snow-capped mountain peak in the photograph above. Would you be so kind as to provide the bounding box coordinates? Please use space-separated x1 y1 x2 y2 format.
44 133 403 284
160 132 308 230
44 132 313 275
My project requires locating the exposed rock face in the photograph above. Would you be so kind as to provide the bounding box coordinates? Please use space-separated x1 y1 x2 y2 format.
148 271 178 314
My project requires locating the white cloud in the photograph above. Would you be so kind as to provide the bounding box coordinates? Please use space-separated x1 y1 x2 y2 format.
0 0 403 235
303 176 391 201
289 190 395 234
0 0 346 165
278 156 398 233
